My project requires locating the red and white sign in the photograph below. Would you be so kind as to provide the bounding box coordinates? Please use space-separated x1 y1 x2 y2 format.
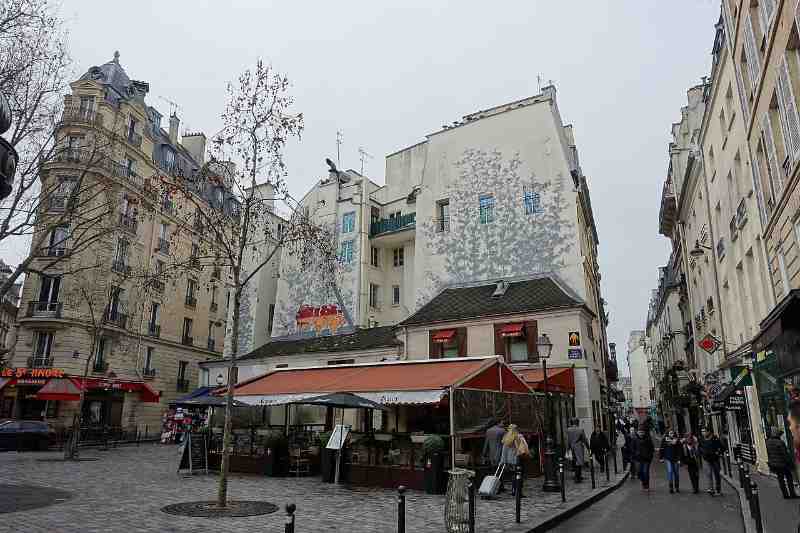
698 334 721 355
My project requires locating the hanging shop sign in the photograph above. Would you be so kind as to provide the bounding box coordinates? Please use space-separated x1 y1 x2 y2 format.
568 331 581 347
0 367 65 379
725 389 747 411
698 334 721 355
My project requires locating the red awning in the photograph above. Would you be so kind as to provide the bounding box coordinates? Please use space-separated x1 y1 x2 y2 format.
431 329 456 343
36 377 84 401
519 367 575 395
0 378 10 393
498 323 524 337
139 382 160 403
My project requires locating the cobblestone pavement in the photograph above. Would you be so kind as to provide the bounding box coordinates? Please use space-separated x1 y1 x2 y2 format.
0 444 625 532
552 462 744 533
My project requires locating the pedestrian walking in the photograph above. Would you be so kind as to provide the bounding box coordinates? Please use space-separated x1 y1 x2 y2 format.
786 398 800 533
635 429 655 491
627 427 639 481
500 424 530 497
483 419 506 492
566 418 589 483
682 432 701 494
659 430 683 493
766 427 799 499
590 427 610 472
700 427 723 496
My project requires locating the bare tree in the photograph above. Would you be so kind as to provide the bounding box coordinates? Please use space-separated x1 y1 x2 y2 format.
0 0 126 301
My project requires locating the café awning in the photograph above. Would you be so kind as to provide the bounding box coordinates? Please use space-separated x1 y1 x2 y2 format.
498 323 524 337
33 377 160 403
36 377 84 401
431 329 456 343
518 366 575 395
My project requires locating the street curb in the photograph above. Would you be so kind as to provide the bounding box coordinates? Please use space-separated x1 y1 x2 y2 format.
722 473 756 533
525 472 630 533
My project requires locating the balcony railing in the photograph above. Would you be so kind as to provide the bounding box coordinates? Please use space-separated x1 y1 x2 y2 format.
92 360 109 374
127 130 142 149
103 309 128 329
36 246 70 258
59 106 103 127
434 216 450 233
111 259 131 275
147 323 160 338
142 367 156 379
109 160 144 189
176 378 190 392
181 336 193 346
27 356 53 368
156 238 170 254
370 212 416 237
118 213 137 233
26 301 63 318
185 296 197 308
46 195 69 212
207 338 216 352
210 302 218 313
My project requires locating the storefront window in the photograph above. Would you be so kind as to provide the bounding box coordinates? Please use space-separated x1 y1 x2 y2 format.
507 337 528 362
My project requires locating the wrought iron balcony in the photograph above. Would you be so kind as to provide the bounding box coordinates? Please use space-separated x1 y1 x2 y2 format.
35 246 70 258
118 213 137 233
181 335 193 346
207 338 216 352
27 356 53 368
59 106 103 127
46 195 69 212
176 378 190 392
434 216 450 233
370 212 416 237
111 259 130 275
142 367 156 379
147 323 160 338
26 301 63 318
103 309 128 329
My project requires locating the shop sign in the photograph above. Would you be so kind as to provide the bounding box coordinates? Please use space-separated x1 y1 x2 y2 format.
698 334 721 355
1 367 65 379
568 332 581 347
726 390 747 411
567 348 583 360
16 378 47 386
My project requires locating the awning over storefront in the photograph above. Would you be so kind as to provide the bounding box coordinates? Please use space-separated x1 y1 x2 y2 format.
31 376 160 403
431 329 456 343
170 386 218 406
230 357 533 406
498 323 524 338
36 377 84 401
518 367 575 395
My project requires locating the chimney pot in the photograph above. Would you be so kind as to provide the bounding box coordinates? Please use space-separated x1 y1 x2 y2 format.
169 113 180 144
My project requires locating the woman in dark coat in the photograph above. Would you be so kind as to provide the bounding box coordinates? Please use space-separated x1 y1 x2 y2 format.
682 432 701 494
659 430 683 493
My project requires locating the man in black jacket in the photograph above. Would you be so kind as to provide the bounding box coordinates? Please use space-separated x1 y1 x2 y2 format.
766 427 798 499
700 427 723 495
635 429 655 490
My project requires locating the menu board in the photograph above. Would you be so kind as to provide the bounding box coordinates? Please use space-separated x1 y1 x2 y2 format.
326 424 351 450
178 433 208 474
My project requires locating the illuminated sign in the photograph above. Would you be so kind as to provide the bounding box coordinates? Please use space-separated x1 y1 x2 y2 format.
1 368 65 379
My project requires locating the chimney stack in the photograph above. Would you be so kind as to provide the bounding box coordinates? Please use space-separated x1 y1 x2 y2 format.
182 132 206 164
168 113 180 144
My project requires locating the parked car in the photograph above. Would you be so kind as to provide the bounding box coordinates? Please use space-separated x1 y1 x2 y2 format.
0 420 54 451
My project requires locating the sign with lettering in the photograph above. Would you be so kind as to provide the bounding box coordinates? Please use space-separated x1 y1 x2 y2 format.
568 348 583 360
725 390 746 411
0 368 65 379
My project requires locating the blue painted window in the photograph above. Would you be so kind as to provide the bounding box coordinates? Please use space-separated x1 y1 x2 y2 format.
340 240 354 263
523 187 542 215
479 194 495 224
342 212 356 233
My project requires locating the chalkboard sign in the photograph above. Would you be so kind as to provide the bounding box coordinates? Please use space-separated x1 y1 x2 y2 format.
178 433 208 475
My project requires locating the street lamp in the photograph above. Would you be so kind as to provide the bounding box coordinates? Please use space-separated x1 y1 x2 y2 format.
216 373 224 386
689 240 712 258
538 333 560 492
0 91 18 201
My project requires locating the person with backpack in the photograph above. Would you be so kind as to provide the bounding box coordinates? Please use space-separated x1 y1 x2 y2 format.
659 429 683 493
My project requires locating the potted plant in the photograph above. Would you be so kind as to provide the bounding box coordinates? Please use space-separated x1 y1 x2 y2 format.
262 431 288 476
422 434 447 494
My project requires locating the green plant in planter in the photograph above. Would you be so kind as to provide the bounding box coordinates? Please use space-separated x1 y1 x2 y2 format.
422 435 446 458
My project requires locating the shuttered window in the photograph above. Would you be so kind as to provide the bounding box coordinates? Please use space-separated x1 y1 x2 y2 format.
743 14 761 89
761 113 784 198
758 0 776 36
776 56 800 163
734 64 751 122
721 0 734 52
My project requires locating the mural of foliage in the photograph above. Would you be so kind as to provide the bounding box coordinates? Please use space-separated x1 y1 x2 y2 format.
416 148 574 308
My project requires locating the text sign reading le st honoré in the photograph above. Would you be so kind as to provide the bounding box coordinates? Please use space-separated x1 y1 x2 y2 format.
1 368 65 378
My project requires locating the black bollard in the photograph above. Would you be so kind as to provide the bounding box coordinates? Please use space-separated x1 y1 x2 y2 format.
751 480 763 533
743 471 752 507
605 453 610 483
737 458 745 489
284 503 296 533
559 458 566 503
397 485 406 533
613 446 618 475
590 455 596 489
468 481 475 533
515 466 522 524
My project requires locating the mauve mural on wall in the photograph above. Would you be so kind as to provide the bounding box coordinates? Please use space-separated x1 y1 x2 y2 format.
416 148 575 308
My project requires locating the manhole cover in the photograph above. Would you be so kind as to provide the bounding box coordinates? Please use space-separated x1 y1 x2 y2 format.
161 500 279 518
0 484 72 513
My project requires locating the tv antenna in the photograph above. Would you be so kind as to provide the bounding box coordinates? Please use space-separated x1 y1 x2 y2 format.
158 95 182 117
336 130 344 168
537 74 543 93
358 146 373 174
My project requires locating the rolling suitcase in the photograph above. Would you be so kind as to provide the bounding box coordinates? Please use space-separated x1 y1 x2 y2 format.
478 463 505 499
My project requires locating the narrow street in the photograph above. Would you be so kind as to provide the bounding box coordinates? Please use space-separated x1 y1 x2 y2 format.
553 466 744 532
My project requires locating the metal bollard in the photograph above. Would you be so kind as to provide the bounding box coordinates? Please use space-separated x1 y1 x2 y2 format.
737 459 745 489
613 447 618 475
743 471 752 506
751 480 763 533
559 458 566 503
468 480 475 533
590 455 596 489
605 453 610 483
284 503 296 533
515 466 522 524
144 425 148 442
397 485 406 533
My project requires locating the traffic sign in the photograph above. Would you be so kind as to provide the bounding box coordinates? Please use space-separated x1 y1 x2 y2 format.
698 334 721 354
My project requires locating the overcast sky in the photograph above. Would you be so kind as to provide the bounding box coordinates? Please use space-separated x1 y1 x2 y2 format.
4 0 721 373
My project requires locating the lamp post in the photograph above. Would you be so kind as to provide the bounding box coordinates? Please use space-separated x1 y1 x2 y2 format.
0 91 18 201
216 373 225 386
538 333 559 492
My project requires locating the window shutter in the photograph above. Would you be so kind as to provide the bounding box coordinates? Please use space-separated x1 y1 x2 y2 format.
734 64 751 122
777 56 800 162
493 324 506 360
429 332 441 359
525 321 539 363
762 113 784 191
721 0 734 53
743 14 761 89
457 328 467 357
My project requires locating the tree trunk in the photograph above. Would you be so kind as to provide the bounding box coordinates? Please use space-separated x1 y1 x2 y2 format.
217 281 242 508
65 332 97 460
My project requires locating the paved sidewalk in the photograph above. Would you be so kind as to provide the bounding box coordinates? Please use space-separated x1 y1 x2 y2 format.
0 444 626 532
724 470 800 533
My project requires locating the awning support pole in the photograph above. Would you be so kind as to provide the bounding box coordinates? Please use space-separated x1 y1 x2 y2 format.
449 386 456 470
284 404 289 436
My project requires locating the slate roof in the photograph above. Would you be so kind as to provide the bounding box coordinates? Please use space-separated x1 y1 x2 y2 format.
231 326 401 363
399 277 585 326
